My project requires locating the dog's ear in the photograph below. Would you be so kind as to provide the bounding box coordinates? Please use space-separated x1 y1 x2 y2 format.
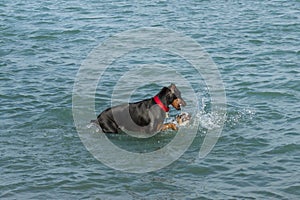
160 86 171 94
168 83 176 93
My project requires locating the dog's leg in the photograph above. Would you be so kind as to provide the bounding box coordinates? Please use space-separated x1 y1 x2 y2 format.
161 123 178 131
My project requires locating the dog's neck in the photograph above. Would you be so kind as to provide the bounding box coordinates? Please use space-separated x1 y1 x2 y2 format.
153 95 169 112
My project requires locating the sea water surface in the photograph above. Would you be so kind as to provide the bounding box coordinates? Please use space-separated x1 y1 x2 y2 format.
1 0 300 199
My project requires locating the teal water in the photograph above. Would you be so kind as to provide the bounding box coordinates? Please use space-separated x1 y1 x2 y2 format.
1 0 300 199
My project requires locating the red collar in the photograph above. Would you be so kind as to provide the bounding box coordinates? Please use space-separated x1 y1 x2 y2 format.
153 95 169 112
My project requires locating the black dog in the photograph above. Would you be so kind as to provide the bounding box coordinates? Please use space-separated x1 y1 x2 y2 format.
93 84 186 134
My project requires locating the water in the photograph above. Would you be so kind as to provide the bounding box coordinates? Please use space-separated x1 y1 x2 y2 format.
1 0 299 199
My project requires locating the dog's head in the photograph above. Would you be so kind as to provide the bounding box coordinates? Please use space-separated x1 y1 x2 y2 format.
167 83 186 110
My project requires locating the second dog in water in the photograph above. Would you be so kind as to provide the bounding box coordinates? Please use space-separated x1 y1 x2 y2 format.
161 112 191 131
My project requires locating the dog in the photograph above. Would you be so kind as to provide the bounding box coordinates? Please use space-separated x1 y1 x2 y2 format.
93 84 186 134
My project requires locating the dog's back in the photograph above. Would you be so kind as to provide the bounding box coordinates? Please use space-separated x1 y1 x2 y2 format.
97 98 164 134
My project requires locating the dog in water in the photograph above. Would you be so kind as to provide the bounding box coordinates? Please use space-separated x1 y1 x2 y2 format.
92 84 187 134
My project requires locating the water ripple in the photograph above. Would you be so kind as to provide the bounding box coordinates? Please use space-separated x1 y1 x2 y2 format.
1 0 299 199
